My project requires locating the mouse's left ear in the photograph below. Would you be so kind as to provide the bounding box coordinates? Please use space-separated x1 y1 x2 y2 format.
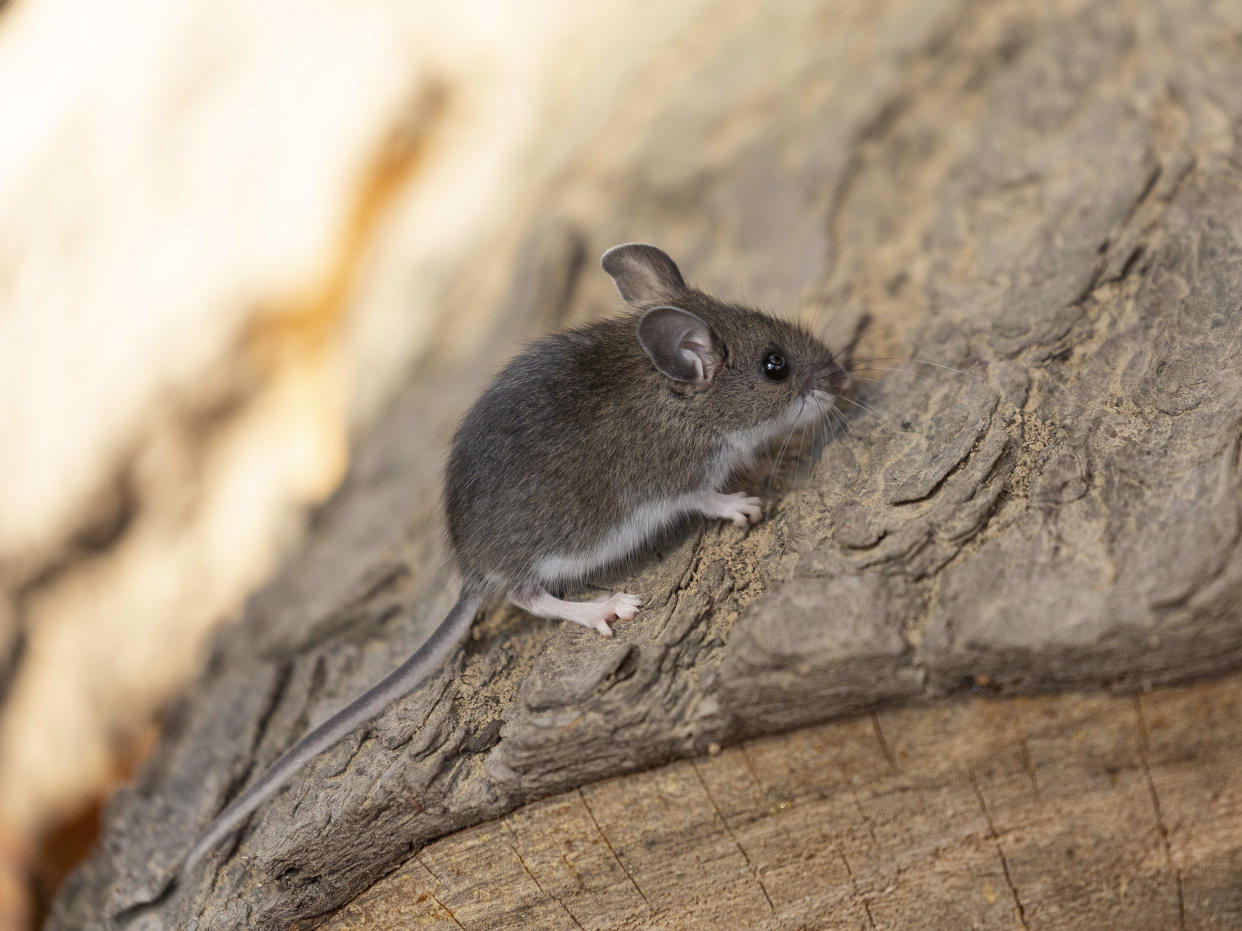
637 306 722 385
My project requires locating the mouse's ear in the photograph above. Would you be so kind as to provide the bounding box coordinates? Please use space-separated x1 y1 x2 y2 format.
601 243 686 305
637 306 721 385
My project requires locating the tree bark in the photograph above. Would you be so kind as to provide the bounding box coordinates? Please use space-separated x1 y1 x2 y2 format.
50 0 1242 927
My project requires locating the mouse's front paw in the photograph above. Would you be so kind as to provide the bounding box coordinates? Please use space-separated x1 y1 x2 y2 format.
699 491 764 528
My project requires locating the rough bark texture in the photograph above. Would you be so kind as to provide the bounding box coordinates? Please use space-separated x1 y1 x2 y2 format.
50 0 1242 928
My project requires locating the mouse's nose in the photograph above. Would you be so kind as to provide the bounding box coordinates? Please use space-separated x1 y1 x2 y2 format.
817 363 850 394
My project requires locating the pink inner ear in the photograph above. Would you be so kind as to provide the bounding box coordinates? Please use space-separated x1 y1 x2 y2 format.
684 331 721 383
679 348 705 381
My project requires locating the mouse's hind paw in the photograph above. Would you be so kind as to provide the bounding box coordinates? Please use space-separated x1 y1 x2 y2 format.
602 592 642 622
580 592 643 636
509 587 643 637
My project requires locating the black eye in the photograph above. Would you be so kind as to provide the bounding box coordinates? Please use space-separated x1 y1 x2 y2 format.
763 351 789 381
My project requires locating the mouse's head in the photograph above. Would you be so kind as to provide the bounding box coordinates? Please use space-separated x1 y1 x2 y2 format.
602 243 849 441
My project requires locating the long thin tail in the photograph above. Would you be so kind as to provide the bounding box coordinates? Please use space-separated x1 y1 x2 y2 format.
178 591 484 881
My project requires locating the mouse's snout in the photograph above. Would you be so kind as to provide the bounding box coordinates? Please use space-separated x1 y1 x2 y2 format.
811 360 850 396
833 366 851 393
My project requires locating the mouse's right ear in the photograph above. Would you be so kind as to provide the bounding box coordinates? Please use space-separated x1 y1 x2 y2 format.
637 306 721 385
601 243 686 305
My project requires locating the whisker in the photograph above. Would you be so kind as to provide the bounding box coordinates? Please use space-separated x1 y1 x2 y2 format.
833 410 849 437
824 404 859 468
845 365 976 392
830 405 851 434
793 414 809 484
766 412 800 496
849 357 982 379
812 395 846 472
848 366 924 376
837 395 888 422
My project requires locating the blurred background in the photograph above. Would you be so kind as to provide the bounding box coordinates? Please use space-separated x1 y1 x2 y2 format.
3 0 1241 927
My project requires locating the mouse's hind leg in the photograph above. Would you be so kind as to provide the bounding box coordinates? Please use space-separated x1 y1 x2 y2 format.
509 586 642 638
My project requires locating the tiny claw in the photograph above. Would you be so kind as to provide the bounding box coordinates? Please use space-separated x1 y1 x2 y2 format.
702 491 764 528
607 593 642 622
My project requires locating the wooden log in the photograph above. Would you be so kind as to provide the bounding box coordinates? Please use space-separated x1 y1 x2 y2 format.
47 0 1242 927
320 673 1242 930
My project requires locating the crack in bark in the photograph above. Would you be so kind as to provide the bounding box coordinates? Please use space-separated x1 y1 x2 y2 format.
576 787 652 912
840 763 881 853
689 760 775 914
204 659 295 863
1114 162 1163 244
1133 695 1188 930
738 743 766 796
835 847 879 931
415 855 467 931
969 767 1030 930
870 712 898 772
1010 707 1041 800
505 835 586 931
867 713 931 812
887 401 1001 508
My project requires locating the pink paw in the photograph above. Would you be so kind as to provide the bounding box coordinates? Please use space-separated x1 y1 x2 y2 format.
707 492 764 527
605 593 643 621
587 593 643 637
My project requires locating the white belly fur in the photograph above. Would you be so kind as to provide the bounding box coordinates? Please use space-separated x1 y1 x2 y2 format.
535 492 705 585
534 411 807 587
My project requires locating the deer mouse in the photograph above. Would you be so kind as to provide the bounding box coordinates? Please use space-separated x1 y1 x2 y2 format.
176 243 849 882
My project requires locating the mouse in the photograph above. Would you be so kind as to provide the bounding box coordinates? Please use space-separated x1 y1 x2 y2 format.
172 242 850 886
